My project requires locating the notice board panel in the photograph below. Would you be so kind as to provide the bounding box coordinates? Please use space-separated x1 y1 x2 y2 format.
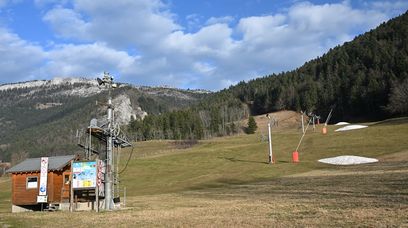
72 161 97 189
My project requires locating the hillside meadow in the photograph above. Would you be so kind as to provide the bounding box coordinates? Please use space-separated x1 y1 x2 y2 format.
0 117 407 227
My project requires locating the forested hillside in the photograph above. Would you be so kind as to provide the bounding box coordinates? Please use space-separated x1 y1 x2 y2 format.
0 79 207 162
230 10 408 121
128 11 408 140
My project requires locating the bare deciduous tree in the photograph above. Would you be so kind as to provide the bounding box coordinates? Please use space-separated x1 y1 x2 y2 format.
386 78 408 115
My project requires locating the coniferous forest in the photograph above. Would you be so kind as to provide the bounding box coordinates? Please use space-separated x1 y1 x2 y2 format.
128 11 408 141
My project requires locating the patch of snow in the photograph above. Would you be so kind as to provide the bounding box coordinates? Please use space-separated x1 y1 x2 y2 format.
57 85 102 97
48 77 98 86
143 88 194 100
188 89 212 94
335 122 350 126
335 125 368 132
35 103 63 110
0 80 47 91
0 77 98 92
318 155 378 165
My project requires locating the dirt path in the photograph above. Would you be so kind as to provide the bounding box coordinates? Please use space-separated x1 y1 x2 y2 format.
242 110 303 134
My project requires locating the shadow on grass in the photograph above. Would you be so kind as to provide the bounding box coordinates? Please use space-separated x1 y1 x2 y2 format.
187 177 268 191
277 160 290 163
189 161 408 209
370 117 408 126
219 157 269 164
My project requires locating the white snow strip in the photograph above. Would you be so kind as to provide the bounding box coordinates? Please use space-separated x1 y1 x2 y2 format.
0 77 97 91
335 124 368 132
318 155 378 165
0 80 47 91
335 122 350 126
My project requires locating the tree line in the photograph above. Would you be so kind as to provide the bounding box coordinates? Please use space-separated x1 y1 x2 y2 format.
128 95 248 140
128 11 408 140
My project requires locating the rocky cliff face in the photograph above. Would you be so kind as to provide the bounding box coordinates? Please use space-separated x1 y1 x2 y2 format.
0 77 210 161
112 94 147 125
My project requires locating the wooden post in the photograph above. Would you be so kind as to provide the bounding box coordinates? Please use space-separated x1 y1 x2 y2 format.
75 194 78 210
123 186 126 208
312 116 315 132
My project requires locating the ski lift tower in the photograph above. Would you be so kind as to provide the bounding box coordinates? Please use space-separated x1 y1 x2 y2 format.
94 72 132 210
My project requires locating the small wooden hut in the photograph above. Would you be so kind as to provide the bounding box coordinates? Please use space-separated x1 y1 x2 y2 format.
6 155 76 212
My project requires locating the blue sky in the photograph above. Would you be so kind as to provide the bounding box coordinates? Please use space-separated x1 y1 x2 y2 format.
0 0 407 90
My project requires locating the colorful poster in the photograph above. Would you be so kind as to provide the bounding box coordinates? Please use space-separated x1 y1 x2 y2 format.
38 157 48 197
72 161 97 189
97 160 105 197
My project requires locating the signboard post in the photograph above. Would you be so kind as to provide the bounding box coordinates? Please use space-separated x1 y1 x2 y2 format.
37 157 48 203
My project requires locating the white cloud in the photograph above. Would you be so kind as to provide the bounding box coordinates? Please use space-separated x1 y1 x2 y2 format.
43 7 90 40
206 16 234 25
0 0 407 90
288 1 387 34
194 61 216 75
186 14 203 31
0 28 45 83
43 42 140 78
44 0 180 49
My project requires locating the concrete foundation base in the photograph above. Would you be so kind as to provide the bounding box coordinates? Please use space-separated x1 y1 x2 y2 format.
59 203 70 211
12 205 36 213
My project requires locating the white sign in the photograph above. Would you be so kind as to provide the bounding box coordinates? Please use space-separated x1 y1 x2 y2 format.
37 195 48 203
39 157 48 196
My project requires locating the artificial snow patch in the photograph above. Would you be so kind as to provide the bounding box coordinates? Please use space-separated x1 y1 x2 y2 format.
318 155 378 165
335 124 368 132
335 122 350 126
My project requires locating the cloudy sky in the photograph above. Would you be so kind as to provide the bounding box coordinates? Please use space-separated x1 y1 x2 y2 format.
0 0 407 90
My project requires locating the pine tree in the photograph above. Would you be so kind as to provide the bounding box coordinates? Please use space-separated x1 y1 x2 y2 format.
246 116 257 134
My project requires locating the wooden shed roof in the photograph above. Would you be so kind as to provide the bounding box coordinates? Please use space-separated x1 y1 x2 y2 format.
6 155 75 173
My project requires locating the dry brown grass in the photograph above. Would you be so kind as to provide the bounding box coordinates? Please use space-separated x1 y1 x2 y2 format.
1 117 407 227
1 156 407 227
243 110 303 134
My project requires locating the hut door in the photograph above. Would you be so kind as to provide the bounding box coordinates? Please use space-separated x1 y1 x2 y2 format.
61 172 71 200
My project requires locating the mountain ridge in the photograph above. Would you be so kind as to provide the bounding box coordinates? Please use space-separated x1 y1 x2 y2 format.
0 77 209 162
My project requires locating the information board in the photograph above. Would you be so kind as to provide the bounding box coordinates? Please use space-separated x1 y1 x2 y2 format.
72 161 97 189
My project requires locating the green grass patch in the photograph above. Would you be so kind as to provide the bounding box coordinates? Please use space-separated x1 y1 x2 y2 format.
118 117 408 196
0 118 407 227
0 176 11 213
